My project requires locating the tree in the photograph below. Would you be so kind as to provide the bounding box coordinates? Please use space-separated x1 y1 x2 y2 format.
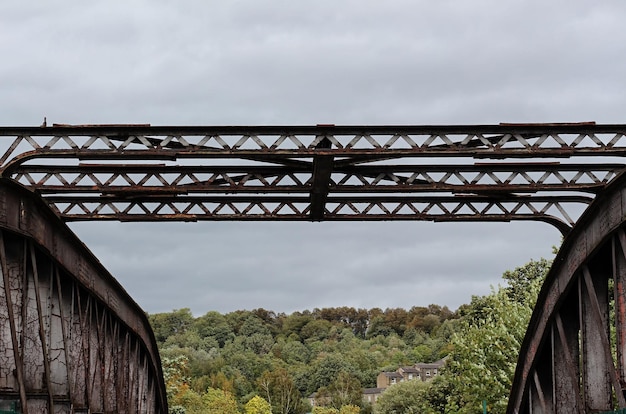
312 406 360 414
276 340 310 365
245 395 272 414
374 380 434 414
161 354 205 413
307 353 356 394
502 257 551 305
202 387 240 414
316 372 362 410
365 315 394 339
258 368 304 414
300 319 333 342
281 312 314 339
313 407 339 414
240 314 272 337
194 311 235 347
150 308 194 342
444 269 545 413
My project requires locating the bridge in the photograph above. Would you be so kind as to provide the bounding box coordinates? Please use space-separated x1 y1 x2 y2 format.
1 123 626 412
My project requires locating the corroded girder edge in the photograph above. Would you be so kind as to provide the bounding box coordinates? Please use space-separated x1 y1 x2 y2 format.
507 170 626 413
0 123 611 135
0 177 168 410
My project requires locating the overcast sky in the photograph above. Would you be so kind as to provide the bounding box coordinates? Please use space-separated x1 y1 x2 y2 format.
1 1 625 315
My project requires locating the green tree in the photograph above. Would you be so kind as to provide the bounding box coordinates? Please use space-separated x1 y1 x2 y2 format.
374 380 434 414
312 406 360 414
325 372 362 409
281 312 314 339
502 258 551 304
444 262 546 413
162 353 205 413
202 387 240 414
301 319 333 342
245 395 272 414
312 407 339 414
240 314 272 336
258 368 304 414
150 308 194 342
307 353 356 394
194 311 235 347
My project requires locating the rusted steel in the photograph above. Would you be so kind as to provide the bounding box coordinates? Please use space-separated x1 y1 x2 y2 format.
40 193 590 234
615 231 626 388
581 266 617 409
553 312 583 412
310 137 334 221
0 179 167 412
29 243 56 411
507 172 626 413
0 124 623 231
11 163 621 194
4 124 626 412
0 232 28 411
532 372 549 412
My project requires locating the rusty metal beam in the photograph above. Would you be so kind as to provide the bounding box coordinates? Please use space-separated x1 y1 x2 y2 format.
508 172 626 413
309 137 334 220
0 124 623 231
0 180 167 412
11 163 620 194
553 311 583 412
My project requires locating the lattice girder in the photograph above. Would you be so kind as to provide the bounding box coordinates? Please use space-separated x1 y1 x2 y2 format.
1 123 625 232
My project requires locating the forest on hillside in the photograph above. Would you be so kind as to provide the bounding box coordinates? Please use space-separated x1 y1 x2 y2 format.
149 258 551 414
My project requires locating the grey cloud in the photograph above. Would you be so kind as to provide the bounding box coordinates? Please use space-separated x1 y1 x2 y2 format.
1 1 622 314
69 221 560 314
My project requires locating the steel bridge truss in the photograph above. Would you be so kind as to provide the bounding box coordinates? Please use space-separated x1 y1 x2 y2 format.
1 123 626 234
3 123 626 413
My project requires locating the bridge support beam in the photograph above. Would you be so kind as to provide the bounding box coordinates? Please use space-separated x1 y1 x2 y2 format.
0 181 167 413
509 176 626 413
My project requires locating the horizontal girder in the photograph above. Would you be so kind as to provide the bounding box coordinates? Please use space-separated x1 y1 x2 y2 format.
1 123 625 232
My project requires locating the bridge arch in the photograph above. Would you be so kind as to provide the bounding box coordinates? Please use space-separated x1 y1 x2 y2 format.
509 172 626 413
0 179 167 413
2 123 626 412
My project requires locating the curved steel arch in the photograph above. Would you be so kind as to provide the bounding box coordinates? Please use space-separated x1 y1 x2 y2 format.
508 171 626 413
0 179 167 413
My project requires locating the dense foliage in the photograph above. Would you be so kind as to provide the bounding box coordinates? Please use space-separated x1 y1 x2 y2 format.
152 304 457 413
150 258 551 413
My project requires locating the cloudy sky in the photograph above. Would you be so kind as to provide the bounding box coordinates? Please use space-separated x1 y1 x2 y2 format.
1 1 625 315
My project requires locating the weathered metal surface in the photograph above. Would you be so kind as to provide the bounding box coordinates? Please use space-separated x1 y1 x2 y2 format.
3 124 626 412
0 179 167 413
0 124 625 231
508 172 626 413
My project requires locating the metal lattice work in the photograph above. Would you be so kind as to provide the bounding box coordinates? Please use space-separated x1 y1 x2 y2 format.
1 123 626 233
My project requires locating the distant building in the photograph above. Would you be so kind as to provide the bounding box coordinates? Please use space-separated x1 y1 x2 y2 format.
413 360 444 381
362 358 446 405
362 387 385 405
310 359 447 408
376 371 405 388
